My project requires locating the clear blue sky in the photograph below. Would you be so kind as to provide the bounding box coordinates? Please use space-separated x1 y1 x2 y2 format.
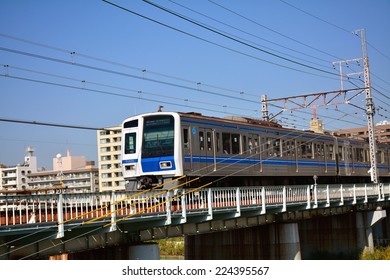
1 0 389 168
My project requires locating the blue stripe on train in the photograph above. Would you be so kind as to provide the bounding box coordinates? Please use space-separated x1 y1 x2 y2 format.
141 155 176 172
122 159 138 164
184 156 385 170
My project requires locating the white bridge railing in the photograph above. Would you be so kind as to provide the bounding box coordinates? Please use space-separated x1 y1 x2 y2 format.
0 183 389 237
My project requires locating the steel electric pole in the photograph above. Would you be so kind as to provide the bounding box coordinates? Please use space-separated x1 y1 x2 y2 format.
355 29 378 183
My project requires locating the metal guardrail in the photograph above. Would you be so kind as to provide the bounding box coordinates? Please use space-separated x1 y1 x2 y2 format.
0 183 389 237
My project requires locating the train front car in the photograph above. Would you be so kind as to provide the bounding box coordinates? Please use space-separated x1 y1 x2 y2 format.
121 112 183 190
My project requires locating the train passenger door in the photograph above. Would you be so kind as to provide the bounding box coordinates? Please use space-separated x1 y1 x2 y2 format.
315 142 325 174
344 141 352 176
198 127 215 172
182 126 192 172
285 139 296 174
247 134 260 173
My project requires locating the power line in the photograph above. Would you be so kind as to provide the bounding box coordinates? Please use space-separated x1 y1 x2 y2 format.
101 0 339 80
168 0 334 68
2 64 258 114
279 0 390 63
142 0 340 77
0 32 259 98
0 47 260 104
278 0 352 34
0 118 112 131
1 69 372 131
1 73 258 118
208 0 342 61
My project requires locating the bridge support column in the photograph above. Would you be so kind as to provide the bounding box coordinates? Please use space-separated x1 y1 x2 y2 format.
128 243 160 260
270 223 301 260
356 209 386 253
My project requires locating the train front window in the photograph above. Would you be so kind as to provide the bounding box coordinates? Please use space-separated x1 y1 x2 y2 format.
142 115 174 158
124 132 136 154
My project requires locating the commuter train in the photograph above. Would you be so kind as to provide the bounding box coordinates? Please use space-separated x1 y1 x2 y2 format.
121 111 390 190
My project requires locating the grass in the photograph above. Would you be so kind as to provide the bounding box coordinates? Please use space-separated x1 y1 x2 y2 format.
359 246 390 260
154 238 390 260
156 237 185 259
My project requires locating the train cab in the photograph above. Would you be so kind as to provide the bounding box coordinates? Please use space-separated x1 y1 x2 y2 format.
121 112 183 190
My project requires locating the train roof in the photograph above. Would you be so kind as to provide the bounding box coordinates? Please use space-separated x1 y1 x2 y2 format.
178 112 282 128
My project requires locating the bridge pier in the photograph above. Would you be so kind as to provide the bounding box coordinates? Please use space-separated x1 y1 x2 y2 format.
356 209 386 253
270 223 301 260
127 243 160 260
185 222 302 260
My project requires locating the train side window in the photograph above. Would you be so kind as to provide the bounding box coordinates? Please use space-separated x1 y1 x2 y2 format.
338 146 344 161
292 141 296 157
266 138 272 157
355 148 364 162
183 128 189 149
232 133 240 154
207 132 212 151
273 139 281 157
216 132 220 153
328 144 335 160
243 136 247 154
301 142 313 159
377 150 384 164
254 138 259 154
222 133 231 154
317 143 324 159
285 141 289 156
124 132 136 154
364 149 369 162
300 142 306 158
199 131 204 150
248 137 253 154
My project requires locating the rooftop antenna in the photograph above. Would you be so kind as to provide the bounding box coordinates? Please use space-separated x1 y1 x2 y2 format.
157 105 164 112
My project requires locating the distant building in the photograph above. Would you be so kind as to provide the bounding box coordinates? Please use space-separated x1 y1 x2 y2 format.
53 149 86 171
336 121 390 144
0 147 37 192
28 159 99 193
97 127 125 192
310 118 324 134
1 147 99 193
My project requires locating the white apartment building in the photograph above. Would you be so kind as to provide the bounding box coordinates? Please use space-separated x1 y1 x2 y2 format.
28 163 99 193
0 147 37 192
97 126 125 192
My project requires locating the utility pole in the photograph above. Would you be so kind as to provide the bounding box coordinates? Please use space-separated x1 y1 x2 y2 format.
261 94 269 121
332 58 363 91
356 28 378 183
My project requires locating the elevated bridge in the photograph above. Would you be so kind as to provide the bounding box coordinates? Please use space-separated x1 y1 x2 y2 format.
0 182 389 259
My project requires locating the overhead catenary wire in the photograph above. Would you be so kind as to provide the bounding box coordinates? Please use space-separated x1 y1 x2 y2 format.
207 0 342 61
0 47 262 104
277 0 390 97
279 0 390 63
141 0 340 77
0 32 259 98
1 73 259 118
1 70 371 130
167 0 335 69
102 0 341 80
1 64 260 114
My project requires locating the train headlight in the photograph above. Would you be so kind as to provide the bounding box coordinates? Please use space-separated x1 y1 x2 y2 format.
125 164 136 171
159 161 172 169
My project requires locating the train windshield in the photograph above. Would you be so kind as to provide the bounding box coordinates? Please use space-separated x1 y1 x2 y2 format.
142 115 174 158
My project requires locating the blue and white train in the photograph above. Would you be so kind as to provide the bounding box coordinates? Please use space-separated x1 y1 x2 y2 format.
121 111 390 190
